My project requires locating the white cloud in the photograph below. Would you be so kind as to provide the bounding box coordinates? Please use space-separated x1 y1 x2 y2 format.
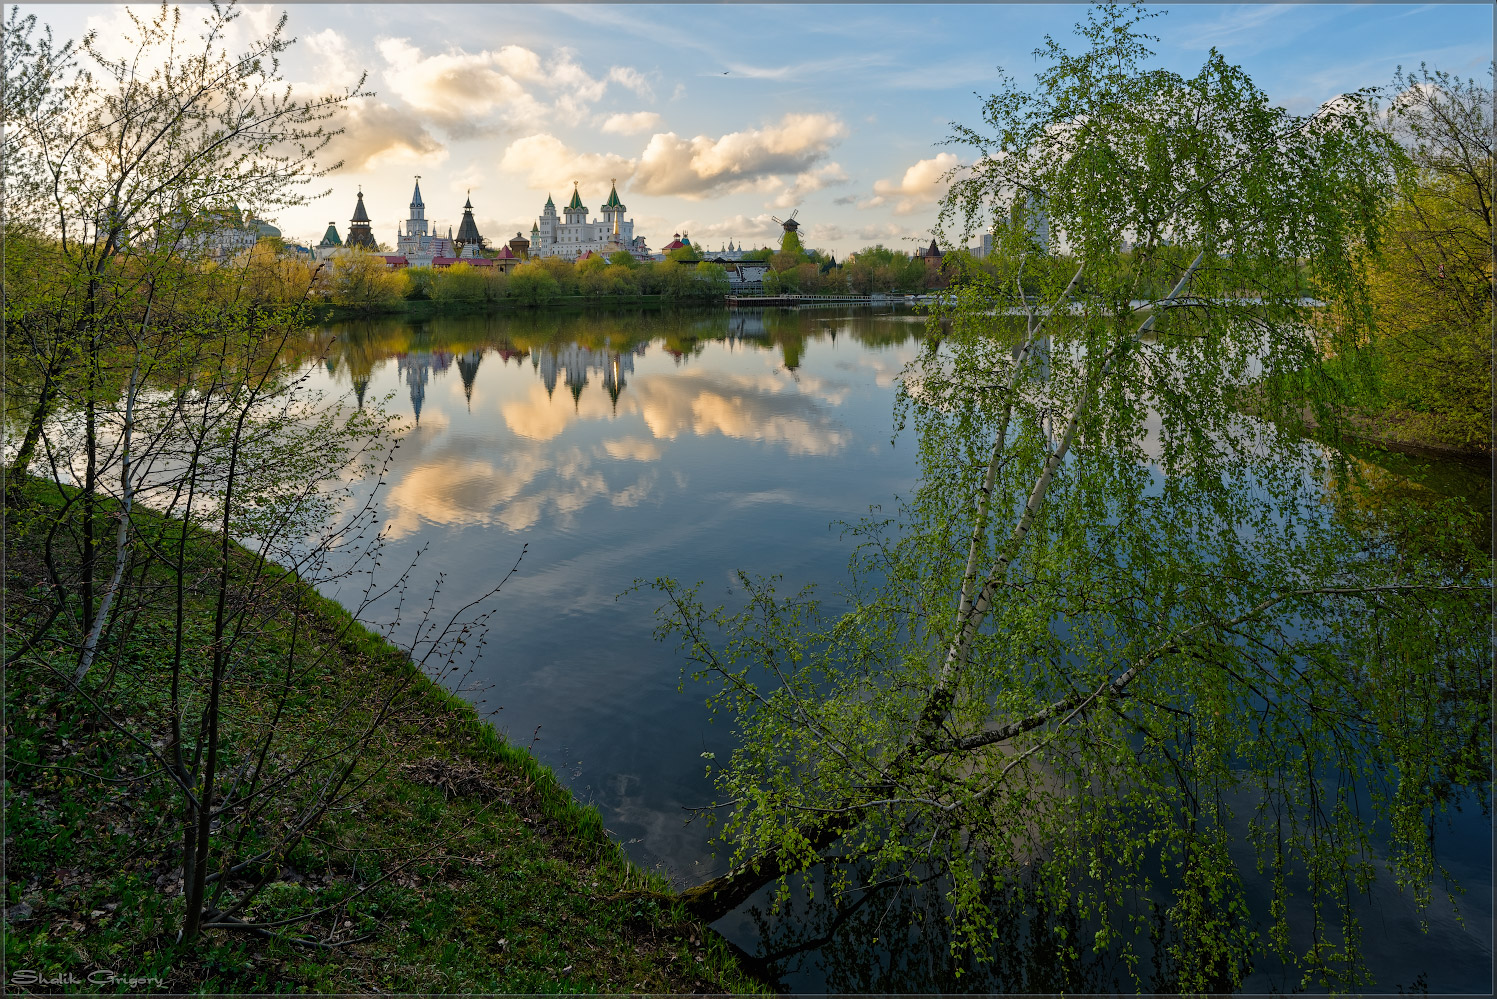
374 38 649 135
498 134 637 191
499 112 845 201
600 111 662 135
297 28 365 91
669 213 781 246
377 37 536 133
324 99 446 173
1173 5 1295 56
633 113 848 199
770 162 850 209
607 66 655 99
864 152 962 216
495 44 544 80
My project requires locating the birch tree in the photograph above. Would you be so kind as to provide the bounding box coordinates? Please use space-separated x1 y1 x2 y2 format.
653 6 1490 989
2 1 502 952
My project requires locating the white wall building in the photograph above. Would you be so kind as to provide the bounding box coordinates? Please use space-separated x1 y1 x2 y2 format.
531 180 648 260
395 178 455 264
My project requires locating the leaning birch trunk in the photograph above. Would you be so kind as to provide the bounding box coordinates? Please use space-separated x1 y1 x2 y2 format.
75 347 143 684
680 249 1207 922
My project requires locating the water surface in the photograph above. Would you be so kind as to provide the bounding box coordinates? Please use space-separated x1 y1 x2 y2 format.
305 306 1490 993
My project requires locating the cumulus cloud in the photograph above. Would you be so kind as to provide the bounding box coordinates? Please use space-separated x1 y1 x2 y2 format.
375 38 649 135
607 66 655 99
600 111 662 135
602 437 661 462
376 38 539 135
630 371 848 456
863 152 962 216
499 134 637 191
633 113 848 199
324 99 445 172
293 28 367 92
770 162 850 209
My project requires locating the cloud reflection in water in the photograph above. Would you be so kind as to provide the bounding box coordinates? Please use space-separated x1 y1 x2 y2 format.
380 338 858 538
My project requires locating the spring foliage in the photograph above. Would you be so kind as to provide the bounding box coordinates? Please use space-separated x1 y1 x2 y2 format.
654 6 1489 990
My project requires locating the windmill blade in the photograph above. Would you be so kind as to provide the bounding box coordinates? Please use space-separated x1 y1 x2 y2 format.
771 215 785 225
789 209 799 220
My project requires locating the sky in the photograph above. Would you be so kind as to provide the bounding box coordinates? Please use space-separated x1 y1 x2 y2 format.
25 2 1495 258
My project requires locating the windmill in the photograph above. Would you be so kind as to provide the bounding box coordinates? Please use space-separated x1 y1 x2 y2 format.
770 209 804 254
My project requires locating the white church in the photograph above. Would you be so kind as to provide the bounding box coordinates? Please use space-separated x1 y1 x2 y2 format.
530 180 650 260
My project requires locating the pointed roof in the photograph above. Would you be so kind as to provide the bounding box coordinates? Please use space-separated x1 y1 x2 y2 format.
531 221 539 232
410 178 424 208
351 190 370 224
603 179 625 211
320 223 342 247
456 192 482 245
457 350 481 409
566 182 586 212
545 194 555 208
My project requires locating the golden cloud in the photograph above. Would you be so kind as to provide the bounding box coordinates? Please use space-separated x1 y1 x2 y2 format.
865 152 963 216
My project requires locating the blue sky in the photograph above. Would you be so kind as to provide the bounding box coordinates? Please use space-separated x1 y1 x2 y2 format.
29 3 1495 257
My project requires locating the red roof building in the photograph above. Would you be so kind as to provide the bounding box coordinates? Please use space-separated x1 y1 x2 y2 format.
430 256 495 268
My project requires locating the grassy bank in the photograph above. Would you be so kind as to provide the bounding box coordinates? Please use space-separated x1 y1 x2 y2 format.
2 477 768 994
1233 371 1491 462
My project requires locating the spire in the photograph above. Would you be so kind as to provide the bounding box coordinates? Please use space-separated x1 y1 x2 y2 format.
456 193 482 248
603 179 625 212
457 350 482 410
346 190 377 250
545 193 555 208
410 177 424 208
566 181 586 212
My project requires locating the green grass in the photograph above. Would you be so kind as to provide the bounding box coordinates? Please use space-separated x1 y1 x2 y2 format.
2 476 769 994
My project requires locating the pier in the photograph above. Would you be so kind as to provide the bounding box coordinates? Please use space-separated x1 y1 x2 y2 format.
726 293 905 308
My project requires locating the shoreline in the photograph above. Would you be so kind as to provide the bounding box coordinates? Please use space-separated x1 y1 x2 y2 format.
313 292 729 321
2 475 770 994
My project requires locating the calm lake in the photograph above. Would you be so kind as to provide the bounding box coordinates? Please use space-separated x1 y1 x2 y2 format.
305 305 1491 993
